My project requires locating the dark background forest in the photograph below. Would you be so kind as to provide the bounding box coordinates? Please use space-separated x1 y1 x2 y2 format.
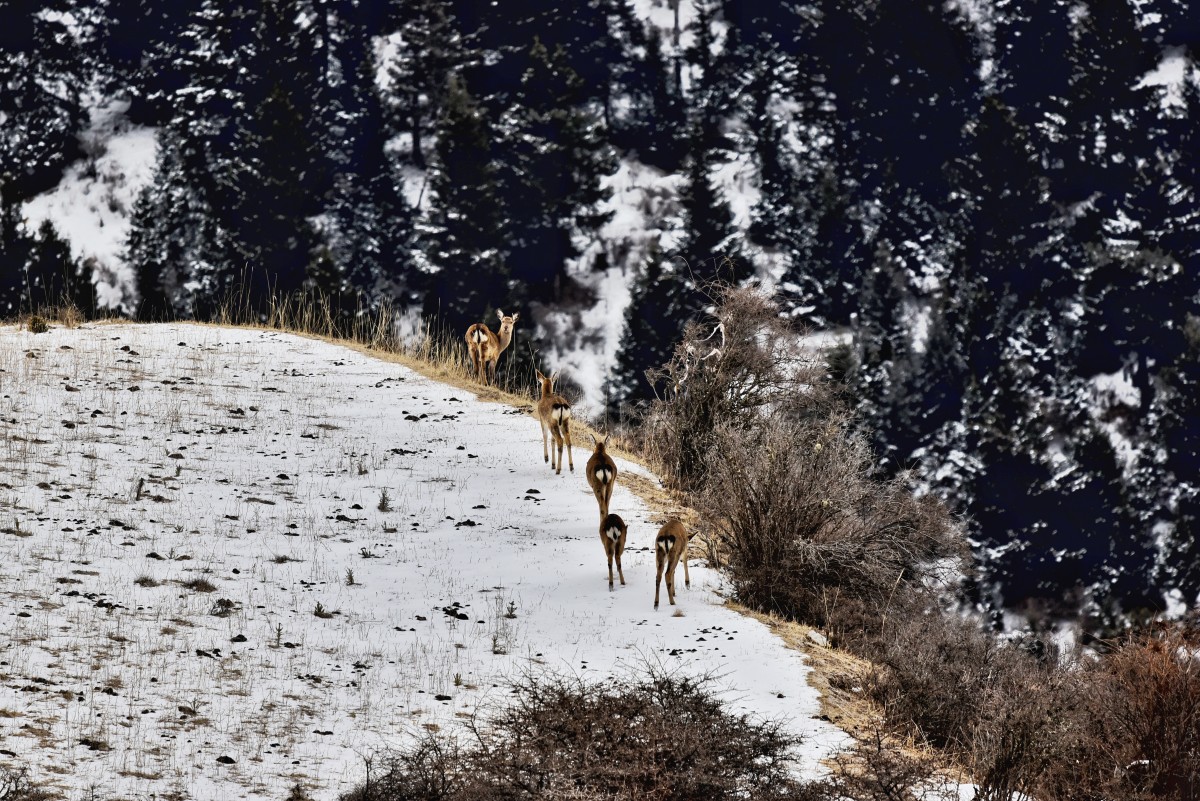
2 0 1199 627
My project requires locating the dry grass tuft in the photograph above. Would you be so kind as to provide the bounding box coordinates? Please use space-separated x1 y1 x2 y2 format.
179 576 217 593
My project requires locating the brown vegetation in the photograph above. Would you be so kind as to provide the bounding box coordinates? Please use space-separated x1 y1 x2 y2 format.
341 671 826 801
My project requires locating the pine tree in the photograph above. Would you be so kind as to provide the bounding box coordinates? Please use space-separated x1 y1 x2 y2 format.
675 123 745 296
496 39 614 308
611 243 690 412
128 127 239 320
388 0 464 169
420 73 507 336
0 186 33 316
124 0 258 318
233 82 319 309
594 0 645 133
98 0 203 121
1155 316 1200 602
0 0 86 200
632 26 688 170
22 221 92 315
1055 0 1155 208
228 0 326 312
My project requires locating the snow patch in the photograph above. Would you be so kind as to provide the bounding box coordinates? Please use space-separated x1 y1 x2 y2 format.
710 126 759 233
1135 46 1197 114
21 99 157 312
1088 367 1141 470
902 298 933 355
1090 367 1140 411
397 162 429 209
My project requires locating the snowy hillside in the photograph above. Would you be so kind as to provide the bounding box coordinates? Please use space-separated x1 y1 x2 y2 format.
0 323 848 800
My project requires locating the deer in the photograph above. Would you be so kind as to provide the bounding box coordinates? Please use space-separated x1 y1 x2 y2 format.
535 369 573 474
653 519 690 609
464 310 519 385
600 513 627 590
586 434 617 520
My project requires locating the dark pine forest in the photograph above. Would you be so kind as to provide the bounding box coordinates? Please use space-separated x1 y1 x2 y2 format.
2 0 1200 626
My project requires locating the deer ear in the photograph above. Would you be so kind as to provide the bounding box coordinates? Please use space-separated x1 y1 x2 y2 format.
535 369 545 381
496 309 505 321
511 312 520 323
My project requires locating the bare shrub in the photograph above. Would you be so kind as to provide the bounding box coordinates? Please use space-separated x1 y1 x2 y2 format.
826 730 956 801
640 285 829 489
0 766 51 801
868 609 1003 752
1037 629 1200 801
342 737 464 801
636 284 961 639
698 413 962 636
867 608 1077 800
341 670 829 801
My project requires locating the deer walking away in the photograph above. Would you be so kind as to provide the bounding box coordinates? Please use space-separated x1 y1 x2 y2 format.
535 369 574 474
653 520 690 608
600 512 627 590
586 434 617 520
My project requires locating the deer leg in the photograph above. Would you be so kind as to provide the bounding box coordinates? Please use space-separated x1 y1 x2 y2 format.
554 431 564 475
654 551 665 608
666 562 677 606
615 545 625 586
682 546 690 589
605 538 614 590
562 420 574 472
540 418 550 466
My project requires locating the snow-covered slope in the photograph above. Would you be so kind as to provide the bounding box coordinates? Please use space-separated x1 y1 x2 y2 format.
0 323 848 800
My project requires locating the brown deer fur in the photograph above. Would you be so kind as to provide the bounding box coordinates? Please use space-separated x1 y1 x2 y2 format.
654 520 690 608
585 434 617 520
600 513 627 590
464 310 519 385
535 369 573 474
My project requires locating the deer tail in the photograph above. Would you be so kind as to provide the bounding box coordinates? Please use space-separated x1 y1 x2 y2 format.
552 402 571 427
